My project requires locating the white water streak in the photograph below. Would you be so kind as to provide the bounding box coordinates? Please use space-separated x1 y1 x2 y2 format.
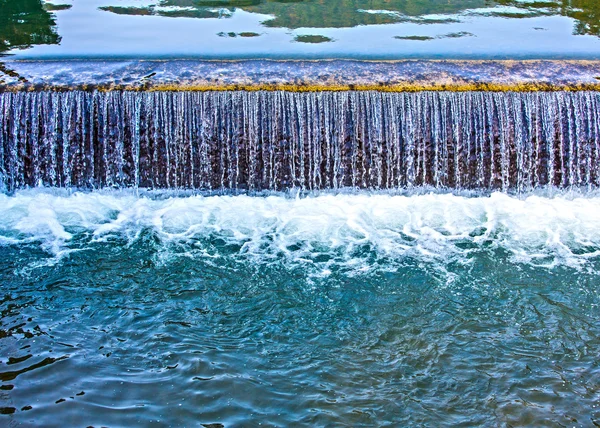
1 190 599 272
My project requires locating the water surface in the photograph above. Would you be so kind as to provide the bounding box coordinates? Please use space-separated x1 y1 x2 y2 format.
1 189 600 426
3 0 600 59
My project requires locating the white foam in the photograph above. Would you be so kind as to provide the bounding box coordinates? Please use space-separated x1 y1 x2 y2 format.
1 189 600 272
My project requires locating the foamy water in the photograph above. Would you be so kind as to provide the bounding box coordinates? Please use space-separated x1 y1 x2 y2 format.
2 189 600 427
2 189 599 273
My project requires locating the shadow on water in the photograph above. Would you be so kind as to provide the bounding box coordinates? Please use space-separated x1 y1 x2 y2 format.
96 0 600 37
0 0 67 55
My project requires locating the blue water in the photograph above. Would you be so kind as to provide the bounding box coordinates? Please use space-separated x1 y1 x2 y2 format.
3 0 600 59
1 189 600 425
3 1 600 425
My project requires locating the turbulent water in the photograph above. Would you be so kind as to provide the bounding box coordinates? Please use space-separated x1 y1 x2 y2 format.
1 190 600 426
2 90 600 426
2 189 600 272
2 91 600 192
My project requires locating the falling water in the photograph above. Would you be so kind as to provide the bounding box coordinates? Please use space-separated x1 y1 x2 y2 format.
1 90 599 192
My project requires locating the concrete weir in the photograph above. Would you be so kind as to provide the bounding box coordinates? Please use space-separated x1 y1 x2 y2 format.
1 59 599 192
0 59 599 92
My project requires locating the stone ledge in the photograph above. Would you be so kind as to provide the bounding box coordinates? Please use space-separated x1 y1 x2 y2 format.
1 59 599 92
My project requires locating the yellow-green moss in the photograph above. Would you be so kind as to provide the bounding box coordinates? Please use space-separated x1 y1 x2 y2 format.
2 59 600 93
4 82 598 93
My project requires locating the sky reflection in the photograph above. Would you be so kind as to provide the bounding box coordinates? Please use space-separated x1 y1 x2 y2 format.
2 0 600 59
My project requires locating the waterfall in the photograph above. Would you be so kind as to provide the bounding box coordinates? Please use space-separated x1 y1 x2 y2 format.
1 90 599 192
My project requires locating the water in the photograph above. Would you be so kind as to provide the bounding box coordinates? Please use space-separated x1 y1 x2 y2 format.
1 189 600 426
2 87 600 426
2 90 600 192
2 0 600 59
3 1 600 424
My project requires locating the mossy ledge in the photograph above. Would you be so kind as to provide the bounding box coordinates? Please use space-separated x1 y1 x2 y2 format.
0 59 599 92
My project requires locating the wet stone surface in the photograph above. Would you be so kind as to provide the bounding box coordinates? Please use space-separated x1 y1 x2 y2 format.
0 59 599 92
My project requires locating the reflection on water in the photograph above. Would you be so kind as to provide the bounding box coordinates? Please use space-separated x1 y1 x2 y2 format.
1 1 600 63
98 0 600 36
208 0 484 29
497 0 600 36
0 0 66 54
98 0 494 29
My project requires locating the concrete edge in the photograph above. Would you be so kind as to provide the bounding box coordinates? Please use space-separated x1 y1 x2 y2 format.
1 59 599 92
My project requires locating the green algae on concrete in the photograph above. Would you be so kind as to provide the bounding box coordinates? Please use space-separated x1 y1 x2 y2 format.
0 60 599 92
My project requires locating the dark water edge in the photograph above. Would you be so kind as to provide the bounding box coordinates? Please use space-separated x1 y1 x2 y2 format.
0 190 599 426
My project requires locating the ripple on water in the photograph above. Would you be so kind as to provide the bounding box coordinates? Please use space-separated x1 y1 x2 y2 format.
0 190 599 426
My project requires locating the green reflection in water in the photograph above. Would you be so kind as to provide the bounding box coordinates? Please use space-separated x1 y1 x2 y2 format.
100 0 487 28
571 0 600 36
0 0 67 54
98 0 600 37
294 34 334 43
498 0 600 36
0 0 599 59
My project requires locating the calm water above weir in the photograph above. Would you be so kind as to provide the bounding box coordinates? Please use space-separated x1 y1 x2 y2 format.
2 0 600 59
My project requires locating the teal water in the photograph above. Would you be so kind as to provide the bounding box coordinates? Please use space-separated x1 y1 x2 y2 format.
3 1 600 425
1 190 600 425
2 0 600 59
